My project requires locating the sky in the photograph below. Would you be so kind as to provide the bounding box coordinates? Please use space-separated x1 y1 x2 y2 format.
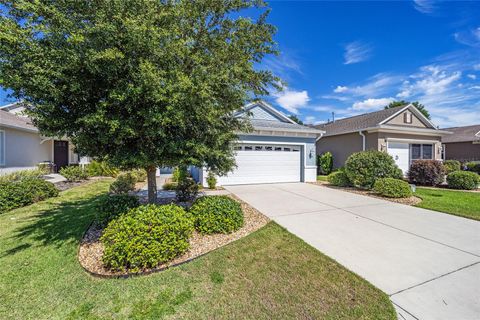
1 0 479 128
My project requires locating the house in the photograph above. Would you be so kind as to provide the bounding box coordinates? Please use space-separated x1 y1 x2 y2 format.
314 104 451 173
441 124 480 162
0 103 88 174
191 101 324 186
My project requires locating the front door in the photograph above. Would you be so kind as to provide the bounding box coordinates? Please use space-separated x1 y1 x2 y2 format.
387 142 410 174
54 140 69 172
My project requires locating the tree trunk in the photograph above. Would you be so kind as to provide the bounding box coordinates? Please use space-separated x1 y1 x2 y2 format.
146 165 157 204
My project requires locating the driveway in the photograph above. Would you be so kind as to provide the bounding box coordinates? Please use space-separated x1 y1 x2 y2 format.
225 183 480 320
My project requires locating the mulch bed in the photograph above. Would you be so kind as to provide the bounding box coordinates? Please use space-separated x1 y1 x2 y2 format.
310 181 422 206
78 194 270 277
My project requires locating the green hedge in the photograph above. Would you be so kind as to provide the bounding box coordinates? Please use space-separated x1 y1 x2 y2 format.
59 166 89 182
327 171 351 187
101 204 194 272
446 171 479 190
109 172 136 194
345 151 402 189
0 177 59 213
443 160 461 174
189 196 243 234
408 160 445 186
317 152 333 175
96 194 140 226
373 178 412 198
465 161 480 174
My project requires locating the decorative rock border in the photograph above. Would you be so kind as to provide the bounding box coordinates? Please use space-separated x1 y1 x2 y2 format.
78 195 270 278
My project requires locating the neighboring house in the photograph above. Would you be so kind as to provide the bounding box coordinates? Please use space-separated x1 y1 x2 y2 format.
314 104 451 174
191 101 324 186
0 103 88 174
441 124 480 162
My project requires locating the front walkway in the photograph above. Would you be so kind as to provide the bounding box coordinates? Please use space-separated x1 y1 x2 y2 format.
225 183 480 320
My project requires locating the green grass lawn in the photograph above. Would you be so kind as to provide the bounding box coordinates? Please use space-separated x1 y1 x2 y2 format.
317 175 328 182
0 180 395 319
415 187 480 221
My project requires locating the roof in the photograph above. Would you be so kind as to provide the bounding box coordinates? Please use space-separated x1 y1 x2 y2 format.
441 124 480 143
250 119 323 133
315 105 407 136
0 109 38 132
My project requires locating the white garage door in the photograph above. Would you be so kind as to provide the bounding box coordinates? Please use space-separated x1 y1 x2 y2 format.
388 142 410 174
217 144 302 185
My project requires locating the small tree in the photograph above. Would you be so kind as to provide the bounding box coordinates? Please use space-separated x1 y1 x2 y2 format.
0 1 279 203
385 101 431 120
288 115 304 125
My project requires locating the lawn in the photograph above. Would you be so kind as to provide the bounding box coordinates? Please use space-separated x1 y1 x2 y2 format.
0 180 395 319
317 175 328 182
414 187 480 221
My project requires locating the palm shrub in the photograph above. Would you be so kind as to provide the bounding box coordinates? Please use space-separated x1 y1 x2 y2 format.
345 150 402 189
109 172 136 194
59 165 89 182
443 160 461 174
190 196 243 234
101 204 194 272
327 171 351 187
96 194 140 226
408 160 445 186
446 171 479 190
317 152 333 175
373 178 412 198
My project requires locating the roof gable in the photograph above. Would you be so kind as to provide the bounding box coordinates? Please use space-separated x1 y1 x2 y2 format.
235 101 295 124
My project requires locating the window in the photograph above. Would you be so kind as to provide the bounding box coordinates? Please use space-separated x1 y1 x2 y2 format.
0 130 4 165
411 144 433 160
422 144 433 159
244 146 253 151
404 112 412 124
283 147 291 151
411 144 421 160
254 146 263 151
265 146 273 151
233 146 242 151
274 147 282 151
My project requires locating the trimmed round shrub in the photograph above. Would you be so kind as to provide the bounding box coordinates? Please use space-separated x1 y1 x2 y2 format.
345 150 402 189
465 161 480 174
189 196 243 234
327 171 351 187
59 165 89 182
447 171 479 190
408 160 445 186
373 178 412 198
101 204 194 272
109 172 136 194
96 194 140 225
443 160 461 174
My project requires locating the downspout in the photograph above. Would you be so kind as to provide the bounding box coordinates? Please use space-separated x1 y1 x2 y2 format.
359 131 366 151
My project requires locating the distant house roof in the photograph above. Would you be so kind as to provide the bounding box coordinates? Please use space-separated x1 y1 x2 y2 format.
442 124 480 143
0 109 38 132
314 104 444 137
249 119 323 133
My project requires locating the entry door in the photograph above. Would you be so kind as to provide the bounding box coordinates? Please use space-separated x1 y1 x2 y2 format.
54 140 69 172
387 142 409 174
216 144 302 185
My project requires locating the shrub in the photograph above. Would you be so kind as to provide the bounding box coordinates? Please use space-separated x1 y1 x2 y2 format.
96 194 140 225
190 196 243 234
59 165 89 182
206 171 217 189
317 152 333 175
0 177 58 213
101 204 194 272
176 177 199 202
172 167 181 182
109 172 136 194
443 160 461 174
465 161 480 174
0 168 46 183
130 168 147 182
327 171 351 187
162 181 178 190
86 160 119 177
447 171 479 190
373 178 412 198
345 151 402 189
408 160 445 186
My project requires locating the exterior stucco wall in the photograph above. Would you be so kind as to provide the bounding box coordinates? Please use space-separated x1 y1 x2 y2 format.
444 142 480 162
316 132 364 168
386 110 427 128
1 126 53 167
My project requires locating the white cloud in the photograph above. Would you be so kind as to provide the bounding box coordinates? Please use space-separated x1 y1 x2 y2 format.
413 0 437 14
467 74 477 80
454 27 480 48
474 64 480 71
470 86 480 90
349 73 402 97
333 85 348 93
343 41 373 65
351 97 394 111
274 89 310 114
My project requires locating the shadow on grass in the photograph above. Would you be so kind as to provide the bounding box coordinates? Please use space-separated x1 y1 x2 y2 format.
2 192 106 257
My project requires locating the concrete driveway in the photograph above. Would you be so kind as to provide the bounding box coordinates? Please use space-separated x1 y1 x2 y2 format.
225 183 480 320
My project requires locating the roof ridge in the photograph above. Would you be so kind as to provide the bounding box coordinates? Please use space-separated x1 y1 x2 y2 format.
316 105 406 127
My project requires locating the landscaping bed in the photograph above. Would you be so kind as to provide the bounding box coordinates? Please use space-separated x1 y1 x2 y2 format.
79 194 269 277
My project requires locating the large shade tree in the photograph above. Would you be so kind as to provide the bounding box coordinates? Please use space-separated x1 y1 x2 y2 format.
0 0 279 202
384 100 431 120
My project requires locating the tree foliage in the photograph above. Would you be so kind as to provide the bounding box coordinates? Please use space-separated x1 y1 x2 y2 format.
0 0 279 202
288 114 304 125
384 100 431 120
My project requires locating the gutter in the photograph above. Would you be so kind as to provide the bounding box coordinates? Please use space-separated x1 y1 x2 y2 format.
359 131 366 151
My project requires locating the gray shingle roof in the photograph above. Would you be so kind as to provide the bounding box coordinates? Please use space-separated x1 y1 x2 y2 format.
314 106 406 136
250 119 323 133
442 124 480 143
0 110 38 132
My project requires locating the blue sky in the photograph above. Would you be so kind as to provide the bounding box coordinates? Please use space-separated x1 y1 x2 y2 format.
1 0 479 128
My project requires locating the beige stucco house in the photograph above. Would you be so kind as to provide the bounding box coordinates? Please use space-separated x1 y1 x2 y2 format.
441 124 480 162
0 103 87 175
315 104 451 174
